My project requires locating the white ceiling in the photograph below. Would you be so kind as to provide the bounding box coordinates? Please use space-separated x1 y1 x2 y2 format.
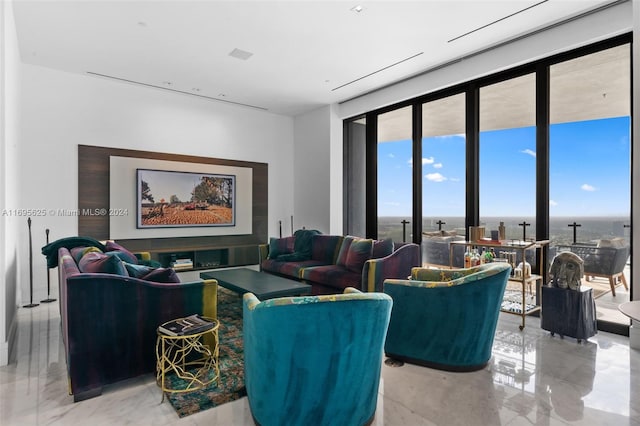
12 0 619 117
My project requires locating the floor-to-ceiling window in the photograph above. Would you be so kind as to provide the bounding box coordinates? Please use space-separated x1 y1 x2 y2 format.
422 93 466 235
343 35 632 333
377 106 413 243
549 44 631 326
344 117 367 237
479 73 537 241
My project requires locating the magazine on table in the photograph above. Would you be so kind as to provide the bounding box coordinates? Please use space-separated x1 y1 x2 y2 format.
158 314 215 336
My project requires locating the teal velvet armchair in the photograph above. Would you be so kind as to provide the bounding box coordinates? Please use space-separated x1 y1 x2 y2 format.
383 262 511 371
243 288 392 426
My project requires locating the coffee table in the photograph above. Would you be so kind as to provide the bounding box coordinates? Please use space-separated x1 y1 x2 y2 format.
618 301 640 322
200 268 312 300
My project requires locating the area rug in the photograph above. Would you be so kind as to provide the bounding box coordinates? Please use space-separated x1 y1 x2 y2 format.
584 278 621 300
165 287 246 417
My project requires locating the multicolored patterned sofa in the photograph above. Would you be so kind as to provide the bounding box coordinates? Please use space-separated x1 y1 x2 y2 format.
383 262 511 371
55 242 217 401
243 287 392 426
259 230 421 294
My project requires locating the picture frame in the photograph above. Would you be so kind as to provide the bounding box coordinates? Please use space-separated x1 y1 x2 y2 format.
136 168 236 228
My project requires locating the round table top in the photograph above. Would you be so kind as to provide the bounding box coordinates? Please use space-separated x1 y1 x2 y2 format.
618 301 640 322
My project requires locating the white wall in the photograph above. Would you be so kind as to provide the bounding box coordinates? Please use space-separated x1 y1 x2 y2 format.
17 64 295 304
293 106 332 233
291 104 344 236
1 0 21 366
328 104 343 235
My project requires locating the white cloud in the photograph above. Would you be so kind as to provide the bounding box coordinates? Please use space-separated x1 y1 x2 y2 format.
449 177 461 182
408 156 436 167
388 153 395 158
425 173 447 182
435 134 465 139
550 200 558 206
581 184 596 192
384 202 400 206
521 149 536 158
433 163 443 169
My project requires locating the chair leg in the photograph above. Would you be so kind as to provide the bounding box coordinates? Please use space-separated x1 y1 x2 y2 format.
609 276 616 297
620 273 629 291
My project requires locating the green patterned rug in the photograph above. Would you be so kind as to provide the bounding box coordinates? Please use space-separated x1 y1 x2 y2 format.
166 287 246 417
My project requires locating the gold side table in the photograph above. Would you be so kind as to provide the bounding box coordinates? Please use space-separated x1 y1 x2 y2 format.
156 317 220 402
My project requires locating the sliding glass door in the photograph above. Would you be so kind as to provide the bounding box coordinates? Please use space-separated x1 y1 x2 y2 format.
479 73 537 242
421 93 466 236
377 106 413 243
549 44 631 326
343 36 632 334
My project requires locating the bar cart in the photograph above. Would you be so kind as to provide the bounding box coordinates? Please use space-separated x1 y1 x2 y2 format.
450 239 549 330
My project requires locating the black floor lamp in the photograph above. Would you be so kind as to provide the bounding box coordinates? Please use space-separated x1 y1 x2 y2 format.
23 217 39 308
41 228 56 303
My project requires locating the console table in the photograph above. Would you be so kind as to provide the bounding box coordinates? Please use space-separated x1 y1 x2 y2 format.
450 240 549 330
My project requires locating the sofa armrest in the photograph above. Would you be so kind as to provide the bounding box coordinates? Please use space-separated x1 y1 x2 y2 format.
258 244 269 270
134 251 152 262
362 243 420 292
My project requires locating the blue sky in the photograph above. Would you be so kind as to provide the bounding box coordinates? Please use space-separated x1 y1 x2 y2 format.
138 169 203 203
377 116 630 218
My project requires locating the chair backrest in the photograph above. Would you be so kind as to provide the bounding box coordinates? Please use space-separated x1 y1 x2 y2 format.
408 262 512 287
383 263 511 371
243 289 392 426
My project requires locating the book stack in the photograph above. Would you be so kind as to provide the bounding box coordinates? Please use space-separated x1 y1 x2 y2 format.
158 314 215 336
171 258 193 271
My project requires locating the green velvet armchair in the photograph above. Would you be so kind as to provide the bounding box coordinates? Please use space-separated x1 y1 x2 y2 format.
383 262 511 371
243 288 392 426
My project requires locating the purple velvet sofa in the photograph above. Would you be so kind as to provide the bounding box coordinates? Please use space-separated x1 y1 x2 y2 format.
259 230 420 295
56 245 217 401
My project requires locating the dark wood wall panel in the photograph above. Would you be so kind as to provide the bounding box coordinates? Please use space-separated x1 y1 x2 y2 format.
78 145 268 252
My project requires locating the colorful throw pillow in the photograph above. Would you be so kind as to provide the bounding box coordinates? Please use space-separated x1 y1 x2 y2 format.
372 238 394 259
78 252 128 276
104 241 138 264
123 262 154 279
105 250 139 264
138 258 163 268
311 235 343 263
345 238 374 273
142 267 180 283
41 236 107 268
70 246 103 264
412 268 468 282
268 236 295 260
336 236 356 267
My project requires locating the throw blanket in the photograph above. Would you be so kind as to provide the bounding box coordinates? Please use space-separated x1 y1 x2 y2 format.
276 229 321 262
41 236 106 268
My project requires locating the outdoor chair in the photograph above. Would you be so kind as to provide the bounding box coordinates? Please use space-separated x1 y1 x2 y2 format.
556 241 629 296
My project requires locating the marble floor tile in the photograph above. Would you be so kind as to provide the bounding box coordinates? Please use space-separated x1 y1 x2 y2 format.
2 302 639 425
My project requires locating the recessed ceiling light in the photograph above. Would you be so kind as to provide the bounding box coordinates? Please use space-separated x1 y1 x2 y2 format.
350 5 364 13
229 48 253 61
